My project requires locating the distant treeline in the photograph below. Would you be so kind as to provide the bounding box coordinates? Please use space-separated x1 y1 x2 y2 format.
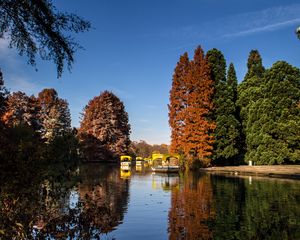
130 140 169 158
169 46 300 168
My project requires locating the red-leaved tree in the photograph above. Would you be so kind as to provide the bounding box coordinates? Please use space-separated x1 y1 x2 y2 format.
79 91 131 162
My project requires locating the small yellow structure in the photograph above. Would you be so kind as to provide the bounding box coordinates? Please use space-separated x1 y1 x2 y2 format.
120 155 132 170
120 169 131 179
120 155 132 161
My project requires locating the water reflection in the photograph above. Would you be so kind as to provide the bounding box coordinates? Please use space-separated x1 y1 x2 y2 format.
168 173 215 240
152 173 180 192
0 163 130 239
168 173 300 240
1 163 300 239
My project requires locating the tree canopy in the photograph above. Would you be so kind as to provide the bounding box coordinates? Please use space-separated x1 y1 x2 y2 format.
79 91 131 161
245 61 300 164
0 0 90 77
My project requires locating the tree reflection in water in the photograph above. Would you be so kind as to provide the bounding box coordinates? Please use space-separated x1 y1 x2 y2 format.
168 172 215 240
168 173 300 240
0 163 129 239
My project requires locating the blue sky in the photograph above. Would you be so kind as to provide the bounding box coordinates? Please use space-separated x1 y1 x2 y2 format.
1 0 300 144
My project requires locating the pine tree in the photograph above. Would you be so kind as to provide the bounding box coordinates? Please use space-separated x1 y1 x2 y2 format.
245 61 300 164
79 91 131 161
183 46 215 167
38 88 71 141
168 52 190 155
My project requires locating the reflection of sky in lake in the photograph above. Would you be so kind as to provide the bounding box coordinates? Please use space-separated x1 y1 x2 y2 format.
107 173 177 240
69 190 79 209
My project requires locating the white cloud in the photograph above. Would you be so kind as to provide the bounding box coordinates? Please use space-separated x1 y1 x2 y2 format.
222 18 300 38
166 3 300 47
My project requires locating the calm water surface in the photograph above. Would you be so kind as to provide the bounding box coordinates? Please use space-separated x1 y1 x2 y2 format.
1 163 300 239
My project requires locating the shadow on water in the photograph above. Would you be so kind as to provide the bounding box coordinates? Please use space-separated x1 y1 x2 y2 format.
168 172 300 240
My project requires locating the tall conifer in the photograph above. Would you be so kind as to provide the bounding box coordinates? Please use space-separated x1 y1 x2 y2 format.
168 53 190 155
183 46 215 167
207 50 241 165
237 50 265 124
237 50 265 161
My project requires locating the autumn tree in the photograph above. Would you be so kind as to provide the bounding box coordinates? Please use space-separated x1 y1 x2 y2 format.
38 88 71 141
79 91 131 161
245 61 300 164
0 0 90 77
183 46 215 167
168 53 190 155
3 91 41 130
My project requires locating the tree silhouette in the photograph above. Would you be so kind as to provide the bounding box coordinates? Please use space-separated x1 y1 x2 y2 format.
0 0 90 77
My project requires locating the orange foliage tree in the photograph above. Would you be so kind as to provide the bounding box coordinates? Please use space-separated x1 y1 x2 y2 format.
168 52 190 155
170 46 215 167
79 91 131 162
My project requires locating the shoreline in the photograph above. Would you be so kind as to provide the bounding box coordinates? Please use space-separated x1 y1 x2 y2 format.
200 165 300 180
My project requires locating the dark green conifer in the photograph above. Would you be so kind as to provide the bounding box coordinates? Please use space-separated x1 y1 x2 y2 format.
237 50 265 123
207 49 241 165
245 61 300 164
237 50 265 162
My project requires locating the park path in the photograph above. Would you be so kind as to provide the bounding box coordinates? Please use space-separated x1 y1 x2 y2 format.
202 165 300 179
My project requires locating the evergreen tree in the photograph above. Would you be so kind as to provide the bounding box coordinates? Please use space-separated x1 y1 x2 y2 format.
227 63 238 104
237 50 265 161
168 52 190 155
237 50 265 123
183 46 215 167
207 49 241 165
79 91 131 161
38 88 71 141
245 61 300 164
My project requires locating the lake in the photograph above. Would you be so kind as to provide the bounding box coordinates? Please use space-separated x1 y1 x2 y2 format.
1 163 300 239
